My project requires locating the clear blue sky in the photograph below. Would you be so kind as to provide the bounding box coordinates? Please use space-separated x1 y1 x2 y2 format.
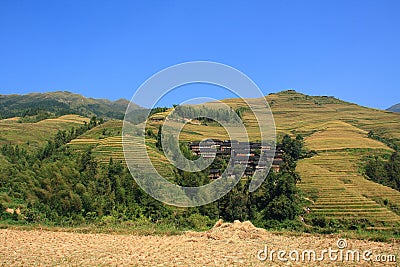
0 1 399 109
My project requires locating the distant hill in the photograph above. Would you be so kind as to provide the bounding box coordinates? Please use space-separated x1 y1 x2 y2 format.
387 103 400 113
0 91 140 120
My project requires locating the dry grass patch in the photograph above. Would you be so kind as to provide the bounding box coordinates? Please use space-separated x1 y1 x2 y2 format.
0 115 89 148
0 225 398 266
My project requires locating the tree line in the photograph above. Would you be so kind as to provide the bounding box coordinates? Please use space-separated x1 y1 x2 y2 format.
1 117 306 230
169 105 241 124
365 152 400 191
364 131 400 192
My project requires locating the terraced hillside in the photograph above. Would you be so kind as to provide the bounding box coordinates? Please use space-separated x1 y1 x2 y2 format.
144 91 400 143
297 151 400 226
265 91 400 143
63 90 400 227
0 114 89 149
261 91 400 227
67 120 175 178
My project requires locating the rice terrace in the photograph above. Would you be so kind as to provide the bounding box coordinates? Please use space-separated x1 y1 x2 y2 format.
1 1 400 266
66 90 400 228
1 90 400 266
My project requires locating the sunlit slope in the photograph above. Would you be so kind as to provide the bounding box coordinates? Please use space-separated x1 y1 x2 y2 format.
145 90 400 143
0 115 89 148
67 120 124 152
265 90 400 142
145 99 270 142
67 120 175 178
263 91 400 226
297 151 400 226
304 120 390 151
65 90 400 226
161 91 400 226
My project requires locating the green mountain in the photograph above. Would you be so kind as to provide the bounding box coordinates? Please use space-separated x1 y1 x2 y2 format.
387 103 400 113
0 91 140 120
1 90 400 233
67 90 400 227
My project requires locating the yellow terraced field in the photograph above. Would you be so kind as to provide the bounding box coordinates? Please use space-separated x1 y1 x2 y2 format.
67 120 176 178
217 92 400 226
0 115 89 148
304 121 390 151
297 152 400 225
64 91 400 225
265 92 400 142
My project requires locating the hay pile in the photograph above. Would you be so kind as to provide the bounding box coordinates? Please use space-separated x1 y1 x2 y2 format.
186 220 268 241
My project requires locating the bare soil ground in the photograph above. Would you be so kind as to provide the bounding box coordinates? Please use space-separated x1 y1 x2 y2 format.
0 221 398 266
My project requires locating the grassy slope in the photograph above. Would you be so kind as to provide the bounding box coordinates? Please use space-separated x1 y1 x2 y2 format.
265 91 400 143
265 91 400 226
0 115 89 149
67 120 176 178
44 90 400 226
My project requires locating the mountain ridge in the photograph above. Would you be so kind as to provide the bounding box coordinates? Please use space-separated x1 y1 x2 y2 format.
1 89 394 114
0 91 140 120
387 103 400 113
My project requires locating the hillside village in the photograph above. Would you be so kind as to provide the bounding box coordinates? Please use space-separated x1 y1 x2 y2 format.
189 139 284 179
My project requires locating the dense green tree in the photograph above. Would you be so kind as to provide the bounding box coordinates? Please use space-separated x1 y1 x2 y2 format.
156 125 162 150
0 123 305 228
365 151 400 191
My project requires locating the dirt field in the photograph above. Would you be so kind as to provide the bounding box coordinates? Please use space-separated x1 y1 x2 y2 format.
0 221 398 266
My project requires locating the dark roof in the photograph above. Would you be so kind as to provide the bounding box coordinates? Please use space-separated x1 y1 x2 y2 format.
272 159 284 165
256 161 269 167
276 144 284 150
189 142 200 146
201 138 222 143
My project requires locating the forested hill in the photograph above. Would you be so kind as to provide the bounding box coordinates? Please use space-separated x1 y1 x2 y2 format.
0 91 140 120
1 89 400 235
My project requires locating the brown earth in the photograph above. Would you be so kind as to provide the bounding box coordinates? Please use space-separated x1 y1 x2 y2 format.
0 221 398 266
